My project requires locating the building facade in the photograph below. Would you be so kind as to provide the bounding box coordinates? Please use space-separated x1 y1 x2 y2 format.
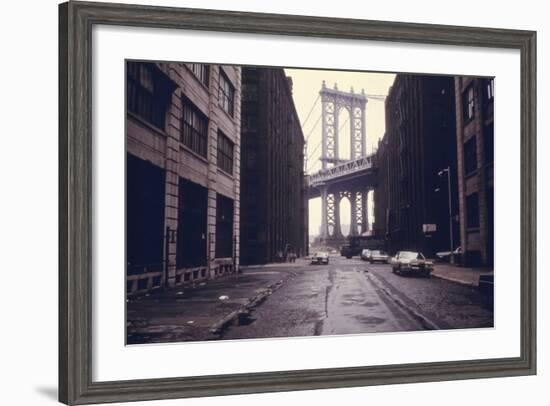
126 61 241 294
240 67 308 264
373 74 459 257
454 76 494 267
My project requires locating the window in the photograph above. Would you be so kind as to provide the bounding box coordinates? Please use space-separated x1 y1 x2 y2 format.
216 194 234 258
486 78 494 102
397 99 406 123
127 62 167 129
484 123 494 164
188 63 210 87
482 78 494 117
242 83 258 102
242 114 258 132
246 149 258 170
247 226 258 242
217 131 234 175
218 70 235 116
462 85 475 121
464 136 478 175
181 97 208 157
466 193 480 229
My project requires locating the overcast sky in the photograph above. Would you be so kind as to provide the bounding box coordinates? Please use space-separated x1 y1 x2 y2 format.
284 68 395 237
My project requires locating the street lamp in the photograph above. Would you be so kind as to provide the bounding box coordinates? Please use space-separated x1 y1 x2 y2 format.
438 166 455 265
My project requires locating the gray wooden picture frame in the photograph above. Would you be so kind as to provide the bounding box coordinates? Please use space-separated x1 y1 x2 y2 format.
59 1 537 404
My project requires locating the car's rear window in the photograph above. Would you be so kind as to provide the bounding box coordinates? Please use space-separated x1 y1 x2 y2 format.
399 251 417 260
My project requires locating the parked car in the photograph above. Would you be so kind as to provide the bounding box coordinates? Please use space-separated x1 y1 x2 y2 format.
360 249 371 261
367 250 389 263
435 246 463 262
311 252 329 265
340 244 353 258
390 251 433 276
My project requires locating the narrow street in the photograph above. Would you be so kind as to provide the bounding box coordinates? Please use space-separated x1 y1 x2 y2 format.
127 255 493 344
220 255 493 340
123 65 497 347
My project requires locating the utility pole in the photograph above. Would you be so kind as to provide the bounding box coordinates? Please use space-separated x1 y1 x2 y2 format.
438 166 455 265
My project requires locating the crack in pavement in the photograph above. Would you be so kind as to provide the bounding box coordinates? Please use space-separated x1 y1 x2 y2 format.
211 272 299 337
324 267 336 318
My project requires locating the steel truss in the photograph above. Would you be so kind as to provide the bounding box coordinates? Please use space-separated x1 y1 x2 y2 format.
316 82 372 242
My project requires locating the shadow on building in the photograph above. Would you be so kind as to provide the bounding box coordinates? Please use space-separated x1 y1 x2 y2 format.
373 73 494 268
240 67 308 265
373 74 459 258
126 61 241 295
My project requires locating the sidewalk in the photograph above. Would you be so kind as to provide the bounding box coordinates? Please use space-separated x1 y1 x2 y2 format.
239 257 311 270
431 262 493 287
127 263 298 344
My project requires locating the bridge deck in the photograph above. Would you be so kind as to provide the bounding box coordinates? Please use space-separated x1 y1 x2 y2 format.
307 154 377 197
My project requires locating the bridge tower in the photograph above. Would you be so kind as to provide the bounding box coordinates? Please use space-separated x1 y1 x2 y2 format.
320 81 367 168
318 82 370 244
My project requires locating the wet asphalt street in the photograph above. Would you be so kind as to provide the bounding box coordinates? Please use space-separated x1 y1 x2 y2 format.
222 256 493 340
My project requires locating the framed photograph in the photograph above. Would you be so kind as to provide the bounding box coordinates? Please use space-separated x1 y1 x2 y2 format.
59 1 536 404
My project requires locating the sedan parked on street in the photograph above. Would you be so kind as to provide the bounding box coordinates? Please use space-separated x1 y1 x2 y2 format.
311 252 329 265
390 251 433 276
360 249 371 261
367 250 390 264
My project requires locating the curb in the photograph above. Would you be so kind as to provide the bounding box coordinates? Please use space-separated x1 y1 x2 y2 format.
431 272 479 288
239 262 310 271
366 271 443 330
209 278 288 336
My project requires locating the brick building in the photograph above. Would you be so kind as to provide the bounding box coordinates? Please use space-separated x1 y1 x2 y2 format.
454 77 494 267
240 67 308 264
126 61 241 294
373 74 459 257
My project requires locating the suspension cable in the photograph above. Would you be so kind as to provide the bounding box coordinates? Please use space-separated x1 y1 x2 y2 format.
305 113 352 173
306 140 322 166
301 94 320 129
304 115 322 142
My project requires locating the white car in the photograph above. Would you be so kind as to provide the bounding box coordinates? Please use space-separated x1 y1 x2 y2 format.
311 252 329 265
360 249 371 261
367 250 390 264
390 251 433 276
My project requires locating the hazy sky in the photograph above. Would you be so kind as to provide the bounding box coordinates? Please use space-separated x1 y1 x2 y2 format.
284 68 396 237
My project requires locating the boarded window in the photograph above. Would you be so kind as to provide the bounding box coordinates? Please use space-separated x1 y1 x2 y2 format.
126 154 166 275
176 178 208 268
216 194 234 258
